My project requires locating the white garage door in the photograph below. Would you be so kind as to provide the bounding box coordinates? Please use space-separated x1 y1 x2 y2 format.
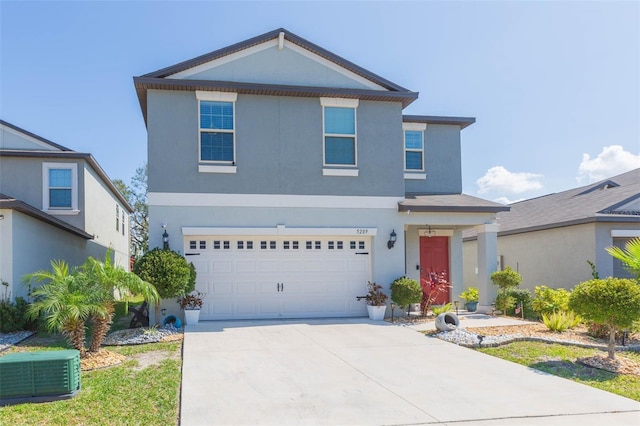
184 236 371 320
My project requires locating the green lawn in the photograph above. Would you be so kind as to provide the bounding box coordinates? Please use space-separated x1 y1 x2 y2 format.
0 297 181 426
0 337 181 426
478 342 640 401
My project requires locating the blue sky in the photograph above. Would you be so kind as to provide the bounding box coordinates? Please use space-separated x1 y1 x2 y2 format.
1 0 638 203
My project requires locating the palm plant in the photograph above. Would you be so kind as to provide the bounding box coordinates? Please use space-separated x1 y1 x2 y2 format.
79 249 159 353
606 237 640 280
24 260 108 357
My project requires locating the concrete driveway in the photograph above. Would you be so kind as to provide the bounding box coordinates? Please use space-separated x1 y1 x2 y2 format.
181 319 640 425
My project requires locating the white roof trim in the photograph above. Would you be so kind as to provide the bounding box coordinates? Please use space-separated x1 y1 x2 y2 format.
611 230 640 238
182 226 378 236
165 38 387 91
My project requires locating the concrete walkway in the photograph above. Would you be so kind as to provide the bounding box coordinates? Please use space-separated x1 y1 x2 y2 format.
181 317 640 425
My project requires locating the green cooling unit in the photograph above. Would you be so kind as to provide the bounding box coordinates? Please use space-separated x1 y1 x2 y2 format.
0 349 81 405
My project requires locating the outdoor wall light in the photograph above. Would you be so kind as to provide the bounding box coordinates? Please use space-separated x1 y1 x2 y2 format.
162 225 169 250
387 230 397 249
161 309 167 316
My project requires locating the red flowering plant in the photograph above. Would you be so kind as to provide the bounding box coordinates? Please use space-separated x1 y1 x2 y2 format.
420 271 451 316
177 290 205 310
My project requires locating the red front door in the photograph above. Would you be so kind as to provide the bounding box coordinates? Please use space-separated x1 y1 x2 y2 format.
419 236 450 305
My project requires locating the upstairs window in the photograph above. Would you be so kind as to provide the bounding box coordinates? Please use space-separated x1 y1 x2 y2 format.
43 162 78 213
321 98 358 167
403 123 427 172
116 205 120 231
404 131 423 170
197 91 237 164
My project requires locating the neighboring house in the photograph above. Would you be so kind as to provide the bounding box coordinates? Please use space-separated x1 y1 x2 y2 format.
0 120 132 301
463 168 640 295
134 28 508 320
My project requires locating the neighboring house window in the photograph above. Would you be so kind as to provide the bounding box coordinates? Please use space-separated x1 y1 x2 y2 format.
122 210 125 236
403 123 427 172
116 205 120 231
321 98 359 167
196 91 238 164
42 163 78 214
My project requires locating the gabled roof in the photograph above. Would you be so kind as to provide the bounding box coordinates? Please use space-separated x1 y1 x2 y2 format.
0 120 133 212
465 168 640 239
134 28 419 123
0 193 93 239
143 28 410 92
399 193 510 214
0 120 72 151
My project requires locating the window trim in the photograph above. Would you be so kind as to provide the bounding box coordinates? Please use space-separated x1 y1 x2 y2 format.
321 97 359 168
196 91 238 167
42 162 79 215
403 122 427 172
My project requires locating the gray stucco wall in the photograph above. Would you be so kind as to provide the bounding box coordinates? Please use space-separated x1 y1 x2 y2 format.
147 90 405 197
404 124 463 195
186 45 374 90
9 211 106 301
0 156 85 229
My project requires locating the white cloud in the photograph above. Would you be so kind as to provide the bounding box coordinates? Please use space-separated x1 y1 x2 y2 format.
577 145 640 183
477 166 543 195
493 196 525 205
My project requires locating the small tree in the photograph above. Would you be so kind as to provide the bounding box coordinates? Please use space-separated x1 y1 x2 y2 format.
24 260 109 357
569 278 640 359
79 249 159 352
133 248 196 325
491 267 522 316
390 277 422 313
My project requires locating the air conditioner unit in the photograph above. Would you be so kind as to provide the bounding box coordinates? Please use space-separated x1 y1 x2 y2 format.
0 349 81 405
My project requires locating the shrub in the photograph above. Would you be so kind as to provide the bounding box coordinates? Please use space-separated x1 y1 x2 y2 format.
495 292 516 315
505 288 535 319
431 303 453 316
390 277 422 308
569 278 640 359
0 296 30 333
532 285 570 316
490 267 522 290
459 287 479 303
134 248 196 324
542 311 581 332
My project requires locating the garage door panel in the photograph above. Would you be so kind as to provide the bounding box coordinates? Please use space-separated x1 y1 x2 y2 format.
349 260 368 272
326 260 347 272
212 282 234 295
236 261 257 273
258 261 279 273
213 261 233 273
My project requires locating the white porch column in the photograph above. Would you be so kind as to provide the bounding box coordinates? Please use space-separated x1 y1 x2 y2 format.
475 223 499 313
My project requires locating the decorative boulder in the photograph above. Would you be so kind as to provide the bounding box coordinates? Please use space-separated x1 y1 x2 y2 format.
435 312 460 331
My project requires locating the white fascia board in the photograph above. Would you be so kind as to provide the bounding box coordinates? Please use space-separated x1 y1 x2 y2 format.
168 40 278 79
182 226 377 236
402 122 427 131
149 192 402 209
611 230 640 238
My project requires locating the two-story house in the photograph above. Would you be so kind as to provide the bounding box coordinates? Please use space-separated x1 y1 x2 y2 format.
134 28 508 320
0 120 132 301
